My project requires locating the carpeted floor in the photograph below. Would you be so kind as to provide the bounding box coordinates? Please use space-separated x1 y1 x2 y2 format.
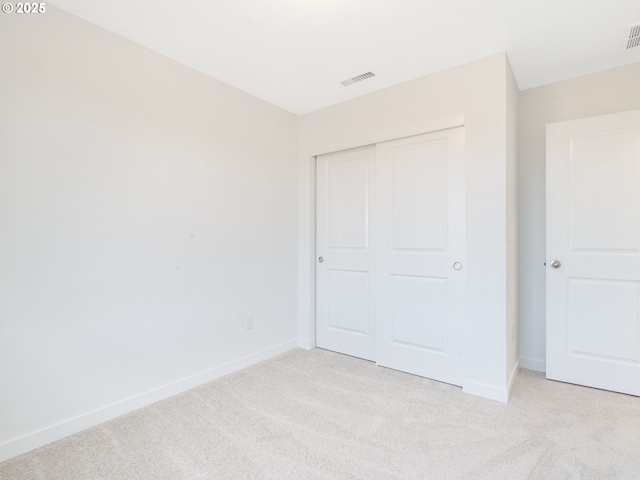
1 348 639 479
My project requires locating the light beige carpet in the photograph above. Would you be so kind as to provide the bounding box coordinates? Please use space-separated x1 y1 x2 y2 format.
1 348 639 479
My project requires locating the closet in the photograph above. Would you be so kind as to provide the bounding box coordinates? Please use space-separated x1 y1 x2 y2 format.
316 127 465 386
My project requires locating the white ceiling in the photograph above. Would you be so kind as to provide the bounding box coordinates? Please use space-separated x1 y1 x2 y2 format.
48 0 640 114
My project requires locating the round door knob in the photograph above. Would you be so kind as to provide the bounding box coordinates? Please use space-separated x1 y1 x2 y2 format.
550 260 561 269
318 257 324 263
453 262 462 271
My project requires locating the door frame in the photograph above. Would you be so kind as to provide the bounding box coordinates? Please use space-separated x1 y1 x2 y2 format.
297 114 465 351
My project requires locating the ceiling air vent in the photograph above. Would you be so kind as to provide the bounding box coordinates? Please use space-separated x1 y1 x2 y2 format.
627 22 640 49
340 71 375 87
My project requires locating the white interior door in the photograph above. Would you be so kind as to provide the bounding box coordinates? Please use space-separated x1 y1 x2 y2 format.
375 129 465 386
316 146 376 361
546 109 640 396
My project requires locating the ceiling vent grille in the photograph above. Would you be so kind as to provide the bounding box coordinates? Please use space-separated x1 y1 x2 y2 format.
340 71 375 87
627 23 640 49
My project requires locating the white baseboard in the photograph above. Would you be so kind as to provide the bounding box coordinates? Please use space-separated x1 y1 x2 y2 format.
463 359 521 404
297 338 314 350
463 379 509 403
519 357 546 372
507 360 520 398
0 340 298 463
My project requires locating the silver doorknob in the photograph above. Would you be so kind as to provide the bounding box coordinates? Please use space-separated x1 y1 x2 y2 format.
453 262 462 271
550 260 561 269
318 257 324 263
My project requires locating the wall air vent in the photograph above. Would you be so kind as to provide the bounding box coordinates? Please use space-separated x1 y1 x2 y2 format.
340 71 376 87
627 22 640 49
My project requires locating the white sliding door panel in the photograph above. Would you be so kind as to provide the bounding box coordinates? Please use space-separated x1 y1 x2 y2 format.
547 109 640 396
316 146 376 361
376 128 465 386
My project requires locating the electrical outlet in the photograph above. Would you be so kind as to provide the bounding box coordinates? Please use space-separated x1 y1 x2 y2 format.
246 315 254 330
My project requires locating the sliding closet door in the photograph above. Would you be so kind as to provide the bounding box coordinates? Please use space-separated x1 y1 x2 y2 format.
316 146 376 361
375 128 465 386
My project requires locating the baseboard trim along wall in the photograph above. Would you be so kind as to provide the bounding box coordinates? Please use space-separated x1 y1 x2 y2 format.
297 338 314 350
464 361 520 404
507 360 520 398
0 340 298 463
463 379 510 403
519 357 546 373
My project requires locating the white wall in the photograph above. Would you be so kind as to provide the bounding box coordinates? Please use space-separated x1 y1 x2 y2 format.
297 53 513 401
518 62 640 371
0 7 298 458
506 58 520 386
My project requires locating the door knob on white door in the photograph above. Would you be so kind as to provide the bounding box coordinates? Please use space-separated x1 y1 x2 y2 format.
550 260 561 269
453 262 462 271
318 257 324 263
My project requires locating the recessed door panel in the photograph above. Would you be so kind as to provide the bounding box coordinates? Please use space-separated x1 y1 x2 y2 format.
391 141 447 251
568 279 638 361
328 155 369 249
570 132 640 252
328 270 369 335
391 275 446 352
